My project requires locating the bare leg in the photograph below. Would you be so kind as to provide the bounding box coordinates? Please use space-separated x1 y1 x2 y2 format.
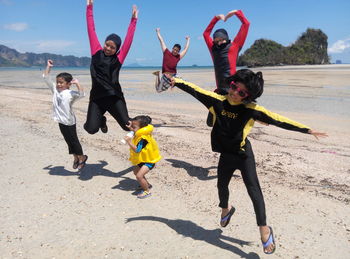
153 71 161 92
135 165 151 192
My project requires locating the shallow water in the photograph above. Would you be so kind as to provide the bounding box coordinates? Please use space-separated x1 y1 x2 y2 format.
1 65 349 119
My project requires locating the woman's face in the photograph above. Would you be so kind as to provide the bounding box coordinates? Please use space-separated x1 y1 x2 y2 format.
103 40 117 56
227 81 249 103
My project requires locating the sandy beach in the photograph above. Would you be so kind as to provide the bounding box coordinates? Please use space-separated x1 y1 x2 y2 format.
0 64 349 258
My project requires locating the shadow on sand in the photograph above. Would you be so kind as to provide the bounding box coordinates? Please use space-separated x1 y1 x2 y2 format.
126 216 260 258
43 161 138 190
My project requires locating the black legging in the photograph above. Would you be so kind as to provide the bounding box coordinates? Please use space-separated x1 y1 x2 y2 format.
58 123 83 155
217 140 267 226
84 95 130 134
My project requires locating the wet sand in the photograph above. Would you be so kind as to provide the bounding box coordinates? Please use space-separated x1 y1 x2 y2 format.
0 64 349 258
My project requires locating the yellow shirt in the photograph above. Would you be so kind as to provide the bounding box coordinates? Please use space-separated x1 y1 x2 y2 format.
129 124 162 165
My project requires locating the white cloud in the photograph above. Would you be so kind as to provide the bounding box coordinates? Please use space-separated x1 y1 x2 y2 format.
33 40 75 53
3 23 28 32
328 38 350 54
0 40 77 55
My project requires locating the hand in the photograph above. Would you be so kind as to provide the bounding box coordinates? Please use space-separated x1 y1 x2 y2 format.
47 59 53 67
308 129 328 140
126 121 133 130
87 0 93 5
132 5 138 19
224 10 237 21
71 79 79 85
185 36 190 40
156 28 160 33
216 14 225 21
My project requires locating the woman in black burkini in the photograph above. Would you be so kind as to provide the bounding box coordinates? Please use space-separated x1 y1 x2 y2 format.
84 0 138 134
170 69 327 254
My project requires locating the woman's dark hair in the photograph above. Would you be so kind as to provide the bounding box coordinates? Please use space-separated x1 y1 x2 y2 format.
226 69 264 103
56 72 73 83
173 44 181 51
132 115 152 128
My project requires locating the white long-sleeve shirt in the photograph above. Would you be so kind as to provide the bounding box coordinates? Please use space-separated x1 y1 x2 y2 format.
43 74 85 126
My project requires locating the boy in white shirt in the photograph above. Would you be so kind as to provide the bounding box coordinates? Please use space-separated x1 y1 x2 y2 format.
43 60 88 170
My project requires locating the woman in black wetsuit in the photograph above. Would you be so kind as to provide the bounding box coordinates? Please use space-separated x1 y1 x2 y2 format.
84 0 138 134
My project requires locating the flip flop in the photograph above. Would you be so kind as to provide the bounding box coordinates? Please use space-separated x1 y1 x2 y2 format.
137 190 152 199
262 226 276 254
220 206 236 227
73 159 79 169
77 155 88 170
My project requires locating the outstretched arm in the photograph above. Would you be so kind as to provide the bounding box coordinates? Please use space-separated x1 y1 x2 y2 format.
156 28 167 53
179 36 190 59
117 5 138 64
86 0 102 56
308 130 328 140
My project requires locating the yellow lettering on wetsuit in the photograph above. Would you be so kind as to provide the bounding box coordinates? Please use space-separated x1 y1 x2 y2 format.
221 110 238 119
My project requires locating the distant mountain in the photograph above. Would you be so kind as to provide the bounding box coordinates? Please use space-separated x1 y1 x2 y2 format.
0 45 91 67
237 28 330 67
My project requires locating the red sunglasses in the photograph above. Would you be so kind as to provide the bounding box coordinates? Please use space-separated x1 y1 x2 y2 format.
230 82 249 98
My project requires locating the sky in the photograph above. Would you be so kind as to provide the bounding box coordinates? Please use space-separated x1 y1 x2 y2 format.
1 0 350 66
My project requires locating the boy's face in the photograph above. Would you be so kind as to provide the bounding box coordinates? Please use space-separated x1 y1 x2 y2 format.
130 120 141 132
56 77 71 92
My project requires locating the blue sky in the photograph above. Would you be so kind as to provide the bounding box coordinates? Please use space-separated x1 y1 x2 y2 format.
1 0 350 66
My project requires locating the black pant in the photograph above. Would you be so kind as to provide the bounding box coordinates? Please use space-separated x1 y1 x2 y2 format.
217 140 267 226
84 95 130 134
59 123 83 155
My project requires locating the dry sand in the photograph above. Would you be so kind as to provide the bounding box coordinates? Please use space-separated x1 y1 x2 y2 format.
0 64 349 258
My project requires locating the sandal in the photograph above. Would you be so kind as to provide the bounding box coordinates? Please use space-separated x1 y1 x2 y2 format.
77 155 88 170
73 159 79 169
220 206 236 227
137 190 152 199
262 226 276 254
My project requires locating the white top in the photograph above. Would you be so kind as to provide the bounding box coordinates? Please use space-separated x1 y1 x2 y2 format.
43 74 85 126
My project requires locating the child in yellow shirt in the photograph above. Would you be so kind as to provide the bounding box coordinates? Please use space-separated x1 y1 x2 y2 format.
124 115 161 199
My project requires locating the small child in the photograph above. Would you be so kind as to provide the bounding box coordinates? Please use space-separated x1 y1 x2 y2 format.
124 115 161 199
43 59 88 170
153 28 190 93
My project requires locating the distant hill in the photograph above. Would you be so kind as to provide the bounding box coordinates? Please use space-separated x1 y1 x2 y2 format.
0 45 90 67
237 28 330 67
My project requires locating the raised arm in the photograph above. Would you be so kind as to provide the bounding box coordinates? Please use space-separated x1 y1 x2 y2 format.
179 36 190 59
156 28 167 53
86 0 102 56
70 78 85 101
44 59 53 77
226 10 250 48
43 59 55 93
117 5 138 64
203 15 224 50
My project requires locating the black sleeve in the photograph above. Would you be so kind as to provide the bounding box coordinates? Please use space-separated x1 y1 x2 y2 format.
248 103 310 134
174 78 225 109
